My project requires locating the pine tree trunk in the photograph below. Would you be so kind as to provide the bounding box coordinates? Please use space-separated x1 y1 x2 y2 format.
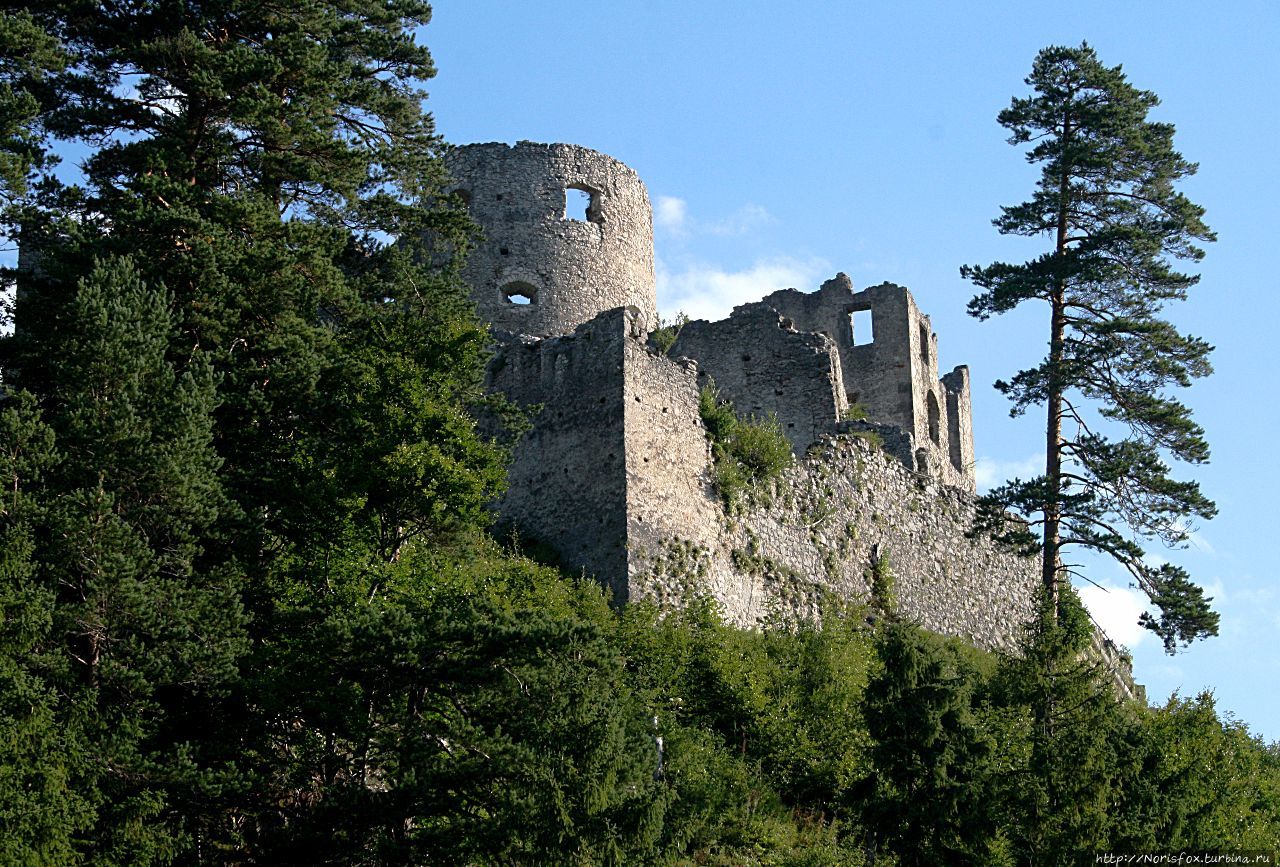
1044 291 1064 619
1043 110 1073 626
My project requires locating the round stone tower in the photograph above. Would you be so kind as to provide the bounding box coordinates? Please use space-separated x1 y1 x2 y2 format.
445 141 656 337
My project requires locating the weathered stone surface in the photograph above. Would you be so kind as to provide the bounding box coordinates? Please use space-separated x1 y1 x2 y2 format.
668 303 846 454
486 310 634 602
455 140 1135 695
446 141 656 338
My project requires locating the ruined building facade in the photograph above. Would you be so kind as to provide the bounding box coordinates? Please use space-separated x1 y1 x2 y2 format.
449 142 1135 690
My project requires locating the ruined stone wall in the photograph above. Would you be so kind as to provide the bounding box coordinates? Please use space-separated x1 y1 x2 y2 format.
485 308 1134 690
446 142 656 337
621 321 726 604
628 427 1043 655
485 311 633 600
838 283 974 490
760 273 861 405
758 276 975 490
483 306 1021 647
843 283 928 446
667 304 846 453
942 366 976 483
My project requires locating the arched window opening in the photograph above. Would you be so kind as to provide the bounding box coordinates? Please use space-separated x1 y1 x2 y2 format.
927 391 941 447
501 281 538 306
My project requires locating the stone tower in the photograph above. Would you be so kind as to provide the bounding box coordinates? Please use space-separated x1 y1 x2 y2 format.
750 276 976 490
445 141 657 337
841 282 974 487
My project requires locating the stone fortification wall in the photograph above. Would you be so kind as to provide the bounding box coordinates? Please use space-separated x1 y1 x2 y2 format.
666 304 847 453
482 300 1004 642
759 276 976 491
841 282 924 434
626 421 1042 655
484 310 634 600
484 305 1135 689
942 366 976 482
759 273 861 402
446 142 656 337
621 318 726 594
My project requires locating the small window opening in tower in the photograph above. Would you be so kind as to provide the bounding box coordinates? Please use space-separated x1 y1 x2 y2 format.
500 281 538 306
927 391 941 447
564 184 603 223
919 322 931 366
851 310 874 345
452 188 472 210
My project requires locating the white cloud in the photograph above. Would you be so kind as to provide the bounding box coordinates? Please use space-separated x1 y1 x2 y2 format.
654 196 689 235
653 196 773 239
1143 551 1170 569
973 453 1044 493
705 203 773 236
656 255 830 323
1200 577 1226 607
1078 582 1152 650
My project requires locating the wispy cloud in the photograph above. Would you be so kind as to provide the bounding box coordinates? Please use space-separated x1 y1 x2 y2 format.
1187 531 1215 554
656 255 830 323
973 453 1044 494
1077 582 1152 650
653 196 774 239
654 196 689 236
1177 521 1215 555
704 203 773 236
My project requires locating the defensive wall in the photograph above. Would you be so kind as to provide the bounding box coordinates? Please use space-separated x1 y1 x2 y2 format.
453 141 1137 698
670 274 975 491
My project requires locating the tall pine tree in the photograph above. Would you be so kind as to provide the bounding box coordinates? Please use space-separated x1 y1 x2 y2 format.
0 1 626 857
963 44 1218 651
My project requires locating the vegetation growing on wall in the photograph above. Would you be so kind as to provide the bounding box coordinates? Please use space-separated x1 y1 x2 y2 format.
699 381 794 506
868 549 897 616
650 311 690 354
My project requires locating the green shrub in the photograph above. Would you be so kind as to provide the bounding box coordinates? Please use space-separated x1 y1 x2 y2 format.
843 401 869 421
730 412 793 479
850 428 884 451
699 382 738 442
651 312 690 354
699 381 793 506
867 551 896 616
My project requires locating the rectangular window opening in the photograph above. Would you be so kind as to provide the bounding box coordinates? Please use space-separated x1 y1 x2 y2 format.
565 187 594 221
851 310 874 345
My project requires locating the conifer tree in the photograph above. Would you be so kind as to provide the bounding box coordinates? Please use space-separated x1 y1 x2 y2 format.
32 258 244 862
0 392 89 863
1 1 548 855
865 623 1000 862
0 9 62 205
989 586 1125 859
963 44 1218 650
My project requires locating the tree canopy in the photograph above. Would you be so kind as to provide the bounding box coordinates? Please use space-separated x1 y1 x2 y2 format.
963 43 1219 652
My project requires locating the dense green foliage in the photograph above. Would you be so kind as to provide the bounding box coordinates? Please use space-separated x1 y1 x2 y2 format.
1 8 1275 863
650 311 690 354
962 44 1219 651
699 381 794 506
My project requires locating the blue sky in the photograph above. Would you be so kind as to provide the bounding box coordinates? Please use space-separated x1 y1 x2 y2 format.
424 1 1280 739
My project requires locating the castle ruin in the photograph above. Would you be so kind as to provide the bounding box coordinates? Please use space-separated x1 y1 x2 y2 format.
448 141 1136 693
